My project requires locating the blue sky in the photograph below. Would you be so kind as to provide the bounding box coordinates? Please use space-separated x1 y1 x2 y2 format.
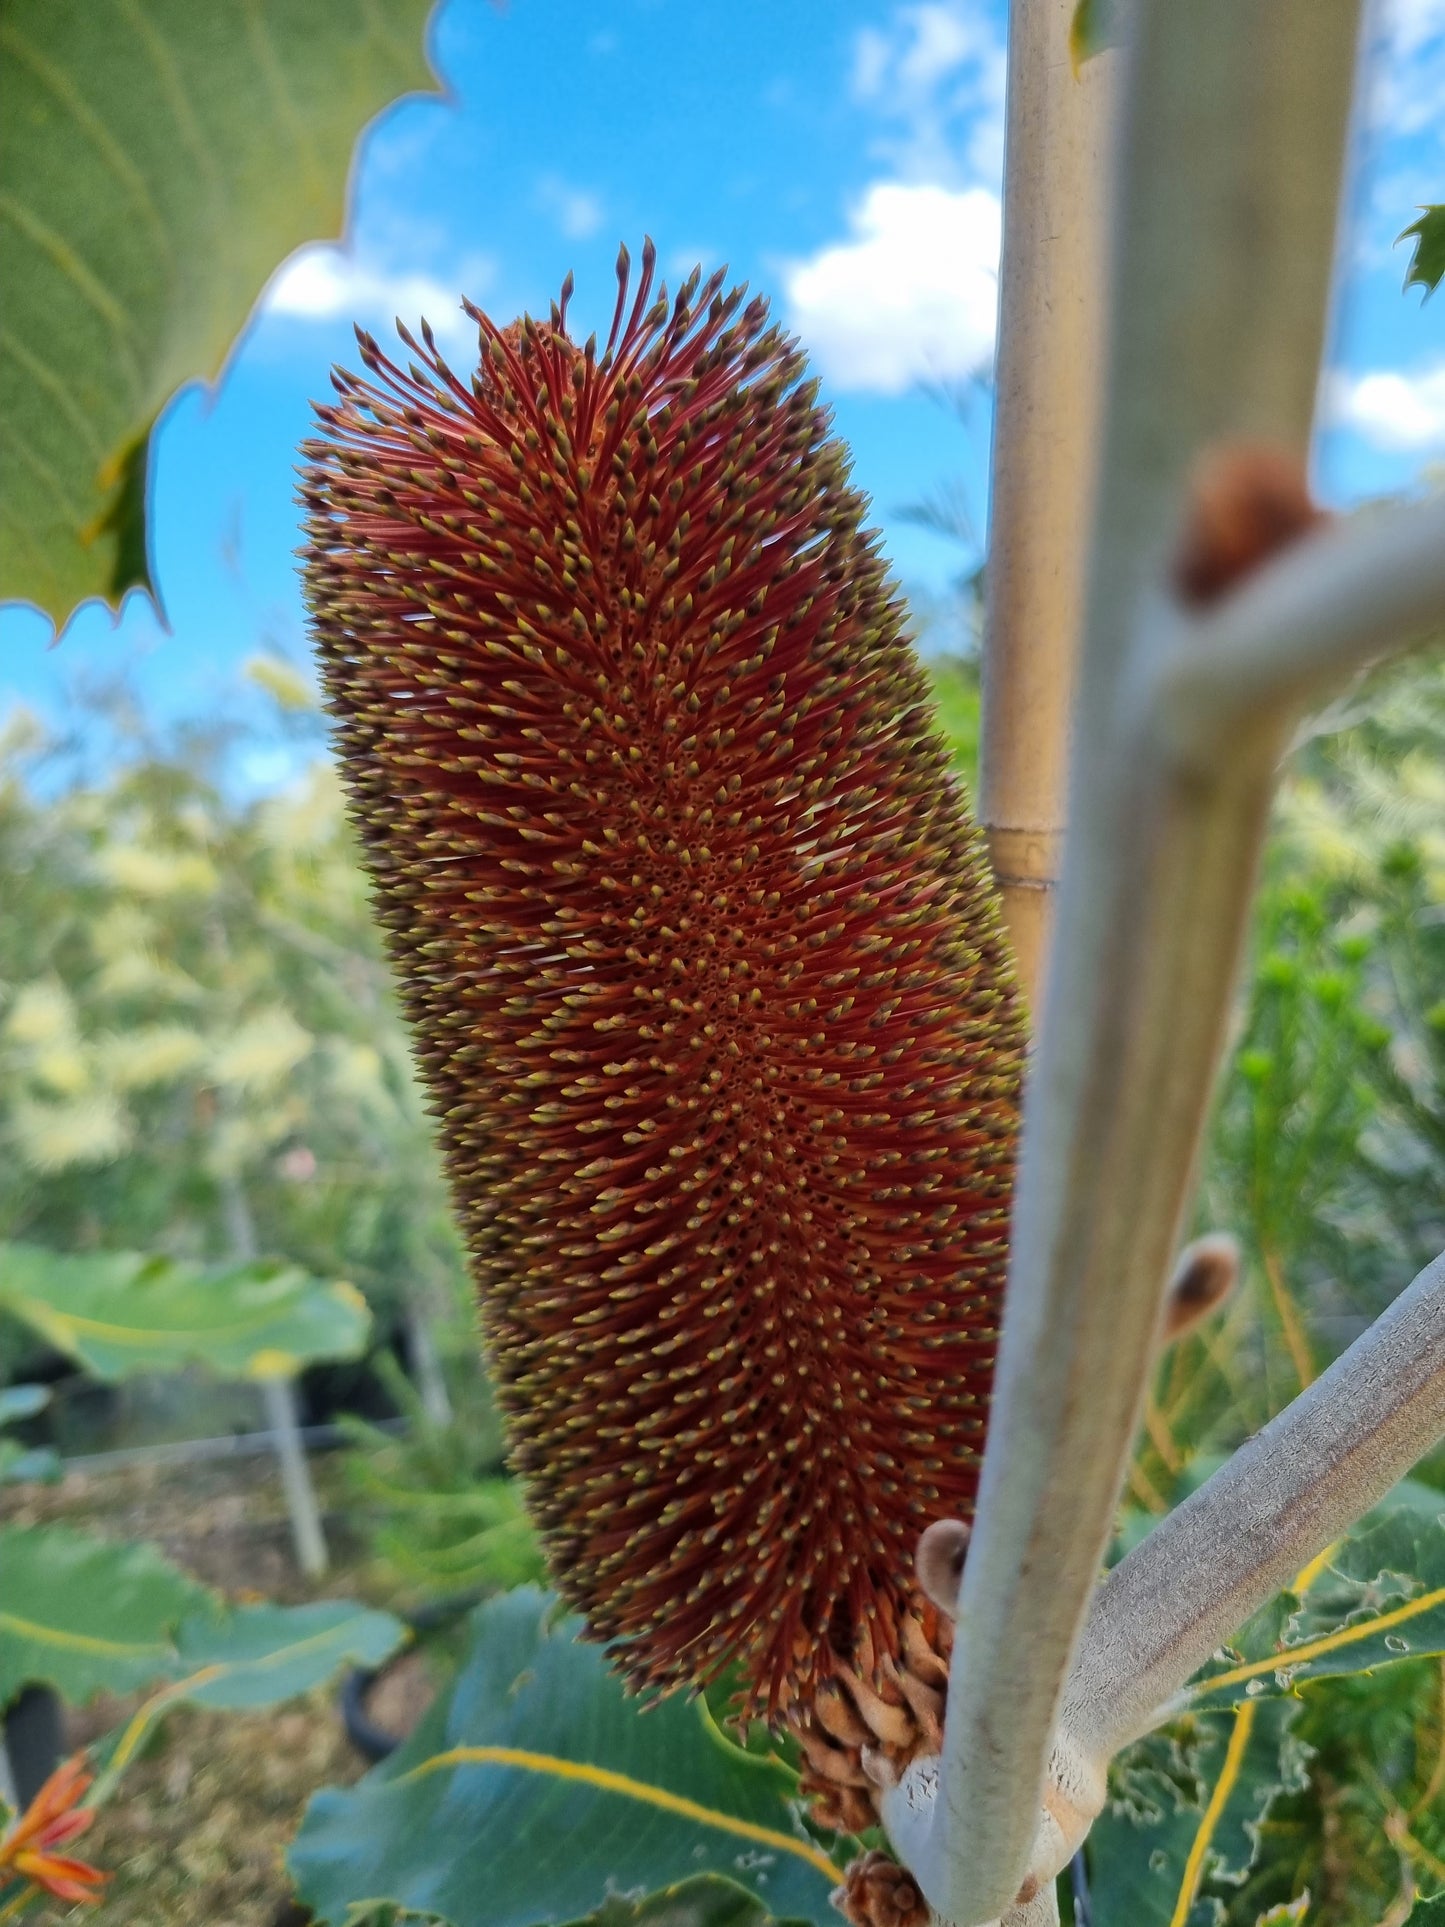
3 0 1443 785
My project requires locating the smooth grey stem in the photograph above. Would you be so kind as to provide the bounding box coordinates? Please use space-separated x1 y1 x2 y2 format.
221 1169 330 1577
1064 1248 1445 1760
923 3 1364 1919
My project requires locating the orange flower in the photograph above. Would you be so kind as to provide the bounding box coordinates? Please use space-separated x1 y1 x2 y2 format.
0 1755 108 1906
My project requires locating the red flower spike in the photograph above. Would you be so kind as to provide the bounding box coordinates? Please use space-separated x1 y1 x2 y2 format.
0 1754 108 1905
301 241 1025 1718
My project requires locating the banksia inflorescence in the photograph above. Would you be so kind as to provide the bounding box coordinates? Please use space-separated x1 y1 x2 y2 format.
301 243 1023 1798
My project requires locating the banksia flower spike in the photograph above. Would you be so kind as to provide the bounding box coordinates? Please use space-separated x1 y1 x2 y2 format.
301 244 1023 1764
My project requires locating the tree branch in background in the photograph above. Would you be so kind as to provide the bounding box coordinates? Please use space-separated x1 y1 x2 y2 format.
977 0 1118 1009
220 1169 330 1578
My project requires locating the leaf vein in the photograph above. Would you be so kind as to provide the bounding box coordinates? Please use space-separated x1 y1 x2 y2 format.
0 325 108 460
241 0 324 199
0 192 143 394
0 1608 172 1660
1189 1582 1445 1700
4 429 84 519
399 1744 839 1881
0 18 171 254
1167 1703 1257 1927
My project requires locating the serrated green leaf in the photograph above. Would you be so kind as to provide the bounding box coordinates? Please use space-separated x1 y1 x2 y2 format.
90 1596 406 1798
1182 1506 1445 1714
0 1522 214 1705
0 1522 405 1806
0 1240 370 1378
1399 205 1445 297
0 0 439 627
1404 1896 1445 1926
1069 0 1128 71
289 1588 841 1927
1089 1700 1307 1927
174 1599 405 1709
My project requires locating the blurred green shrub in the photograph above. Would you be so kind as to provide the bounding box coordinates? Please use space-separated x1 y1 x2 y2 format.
337 1354 543 1600
0 687 472 1354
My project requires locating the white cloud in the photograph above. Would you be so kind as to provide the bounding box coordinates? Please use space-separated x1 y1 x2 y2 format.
784 181 1000 395
897 3 979 88
536 174 605 241
1325 360 1445 450
1363 0 1445 138
847 0 1006 188
851 25 892 98
1379 0 1445 57
261 244 490 351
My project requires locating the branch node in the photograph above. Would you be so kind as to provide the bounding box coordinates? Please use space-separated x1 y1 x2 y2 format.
1161 1233 1240 1344
1171 441 1327 607
916 1518 971 1618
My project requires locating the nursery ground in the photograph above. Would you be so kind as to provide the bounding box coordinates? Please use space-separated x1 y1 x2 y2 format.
1 1454 434 1927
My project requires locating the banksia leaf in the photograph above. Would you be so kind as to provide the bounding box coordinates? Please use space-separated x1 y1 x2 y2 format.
300 244 1024 1722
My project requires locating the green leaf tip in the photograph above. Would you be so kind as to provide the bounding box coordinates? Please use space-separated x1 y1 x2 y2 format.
1069 0 1127 74
1398 204 1445 298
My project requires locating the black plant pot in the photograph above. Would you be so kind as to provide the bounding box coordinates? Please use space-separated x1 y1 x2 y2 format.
340 1587 484 1764
2 1684 63 1808
339 1661 399 1763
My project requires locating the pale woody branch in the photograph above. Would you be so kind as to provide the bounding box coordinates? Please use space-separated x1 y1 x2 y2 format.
1066 1248 1445 1763
904 0 1377 1919
1150 490 1445 770
884 1254 1445 1923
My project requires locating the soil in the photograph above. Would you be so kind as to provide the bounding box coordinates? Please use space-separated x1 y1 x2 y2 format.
1 1454 349 1603
1 1453 432 1926
359 1649 436 1747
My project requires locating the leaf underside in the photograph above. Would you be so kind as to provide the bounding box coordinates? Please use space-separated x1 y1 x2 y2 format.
1089 1699 1310 1927
0 0 438 628
1090 1498 1445 1925
1183 1503 1445 1715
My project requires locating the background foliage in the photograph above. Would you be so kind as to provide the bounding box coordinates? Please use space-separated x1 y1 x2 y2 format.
3 645 1443 1925
1 1 1440 1919
0 673 471 1388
